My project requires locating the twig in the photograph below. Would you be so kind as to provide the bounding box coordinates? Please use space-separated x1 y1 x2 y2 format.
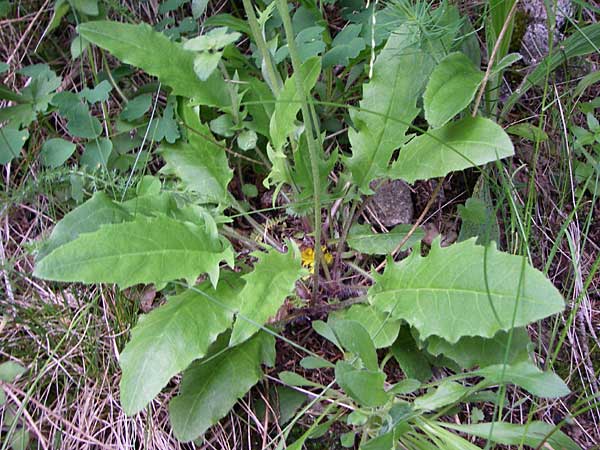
472 0 521 116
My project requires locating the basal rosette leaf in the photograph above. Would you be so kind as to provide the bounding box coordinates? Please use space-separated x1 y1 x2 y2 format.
120 274 243 415
269 56 321 151
160 104 232 206
34 215 234 289
423 51 484 128
389 116 514 184
229 245 307 346
77 21 229 107
36 191 131 261
369 238 564 343
344 24 436 194
169 332 275 441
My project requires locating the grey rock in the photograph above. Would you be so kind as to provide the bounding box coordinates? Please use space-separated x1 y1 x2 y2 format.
369 179 414 227
521 0 573 64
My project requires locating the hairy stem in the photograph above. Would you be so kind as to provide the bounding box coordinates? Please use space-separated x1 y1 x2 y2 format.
276 0 323 304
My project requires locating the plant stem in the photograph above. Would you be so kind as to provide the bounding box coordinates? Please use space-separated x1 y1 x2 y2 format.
276 0 323 304
241 0 282 96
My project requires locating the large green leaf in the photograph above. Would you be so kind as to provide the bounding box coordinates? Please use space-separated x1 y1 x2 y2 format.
390 116 514 183
229 246 306 346
423 52 483 128
441 421 582 450
477 361 569 398
169 332 275 441
391 326 432 381
269 56 321 151
160 105 232 206
120 275 243 415
33 215 234 288
77 21 229 108
369 238 564 343
425 328 531 369
36 192 131 261
344 24 436 194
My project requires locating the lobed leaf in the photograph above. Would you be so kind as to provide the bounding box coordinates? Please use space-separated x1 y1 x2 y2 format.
344 24 435 194
77 21 229 107
269 56 321 151
34 215 234 288
229 245 306 346
120 275 243 415
160 104 232 206
369 238 564 343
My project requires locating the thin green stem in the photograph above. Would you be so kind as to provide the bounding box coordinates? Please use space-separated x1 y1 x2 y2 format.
276 0 323 304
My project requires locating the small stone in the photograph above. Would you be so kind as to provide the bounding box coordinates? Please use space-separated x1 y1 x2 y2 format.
368 179 414 227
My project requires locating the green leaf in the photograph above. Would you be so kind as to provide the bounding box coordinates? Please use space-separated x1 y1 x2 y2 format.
81 80 112 103
457 196 499 245
300 356 334 369
391 326 432 381
209 114 235 137
492 52 522 74
237 129 257 151
477 361 570 398
330 304 400 349
191 51 222 81
389 116 514 184
191 0 209 18
322 23 366 68
120 94 153 121
149 101 180 143
441 421 582 450
81 138 112 170
414 380 469 411
0 128 28 164
66 103 102 139
295 26 326 62
160 105 232 206
330 319 378 371
40 138 76 168
506 123 549 142
0 361 25 381
0 62 8 74
369 238 564 343
120 275 243 415
269 56 321 151
33 215 234 289
335 361 389 407
36 192 131 261
345 25 436 194
72 0 98 15
78 21 230 107
229 245 306 346
425 328 531 369
70 34 89 60
423 52 483 128
347 223 424 255
183 27 241 52
169 332 274 441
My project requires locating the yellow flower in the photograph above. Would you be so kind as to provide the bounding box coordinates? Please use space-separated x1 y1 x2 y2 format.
301 246 333 273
